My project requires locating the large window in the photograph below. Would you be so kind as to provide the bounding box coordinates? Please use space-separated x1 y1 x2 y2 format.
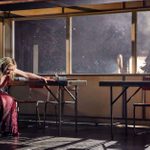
15 13 133 74
15 18 66 74
72 13 132 74
137 11 150 74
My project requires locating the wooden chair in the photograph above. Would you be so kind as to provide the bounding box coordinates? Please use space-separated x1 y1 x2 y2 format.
133 76 150 134
16 84 46 127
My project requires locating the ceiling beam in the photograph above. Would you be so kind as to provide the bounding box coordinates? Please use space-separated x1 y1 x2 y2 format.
0 0 46 5
0 1 57 11
1 0 150 19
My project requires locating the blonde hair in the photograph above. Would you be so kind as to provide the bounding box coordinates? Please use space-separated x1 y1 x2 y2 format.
0 57 17 79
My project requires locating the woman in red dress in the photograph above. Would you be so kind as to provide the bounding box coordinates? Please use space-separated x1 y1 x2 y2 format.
0 57 47 136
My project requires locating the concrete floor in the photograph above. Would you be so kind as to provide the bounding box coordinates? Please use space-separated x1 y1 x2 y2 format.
0 121 150 150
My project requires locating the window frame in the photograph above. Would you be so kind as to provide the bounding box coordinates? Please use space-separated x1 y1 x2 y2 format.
6 10 144 75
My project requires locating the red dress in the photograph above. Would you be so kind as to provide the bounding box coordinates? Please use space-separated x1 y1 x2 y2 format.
0 76 18 136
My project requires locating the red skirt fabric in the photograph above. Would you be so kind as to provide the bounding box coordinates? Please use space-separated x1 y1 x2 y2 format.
0 92 18 136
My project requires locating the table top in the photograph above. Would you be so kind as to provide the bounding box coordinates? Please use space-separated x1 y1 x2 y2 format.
12 78 87 87
68 79 87 86
99 80 150 87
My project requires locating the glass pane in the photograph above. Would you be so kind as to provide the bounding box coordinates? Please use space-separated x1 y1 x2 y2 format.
15 18 66 74
72 13 131 74
137 12 150 74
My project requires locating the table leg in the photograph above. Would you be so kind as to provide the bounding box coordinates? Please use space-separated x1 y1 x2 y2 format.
58 86 62 136
75 85 78 133
124 88 128 136
110 86 113 139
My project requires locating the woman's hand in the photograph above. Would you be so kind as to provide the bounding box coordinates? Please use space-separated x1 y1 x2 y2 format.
40 76 55 84
40 77 48 84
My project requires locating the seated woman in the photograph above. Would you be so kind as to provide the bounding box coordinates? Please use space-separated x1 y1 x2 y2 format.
0 57 48 136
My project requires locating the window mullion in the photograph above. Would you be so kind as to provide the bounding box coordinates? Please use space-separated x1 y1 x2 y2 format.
131 11 137 73
66 17 72 74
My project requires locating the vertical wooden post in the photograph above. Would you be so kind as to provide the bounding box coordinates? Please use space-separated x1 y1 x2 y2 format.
66 17 72 74
131 11 137 73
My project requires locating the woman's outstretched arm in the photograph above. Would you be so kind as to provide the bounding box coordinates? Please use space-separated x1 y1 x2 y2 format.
14 68 46 80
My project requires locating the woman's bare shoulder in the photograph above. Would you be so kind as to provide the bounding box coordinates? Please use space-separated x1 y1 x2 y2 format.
14 69 27 77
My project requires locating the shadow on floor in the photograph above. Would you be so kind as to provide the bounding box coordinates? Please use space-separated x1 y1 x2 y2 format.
0 122 150 150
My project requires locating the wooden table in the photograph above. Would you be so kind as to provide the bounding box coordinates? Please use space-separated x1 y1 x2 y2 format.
12 78 87 135
99 80 150 139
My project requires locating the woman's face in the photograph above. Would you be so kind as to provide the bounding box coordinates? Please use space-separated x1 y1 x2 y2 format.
5 64 16 76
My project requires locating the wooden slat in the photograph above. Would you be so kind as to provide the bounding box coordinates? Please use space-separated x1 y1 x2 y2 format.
11 7 62 16
0 0 45 4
